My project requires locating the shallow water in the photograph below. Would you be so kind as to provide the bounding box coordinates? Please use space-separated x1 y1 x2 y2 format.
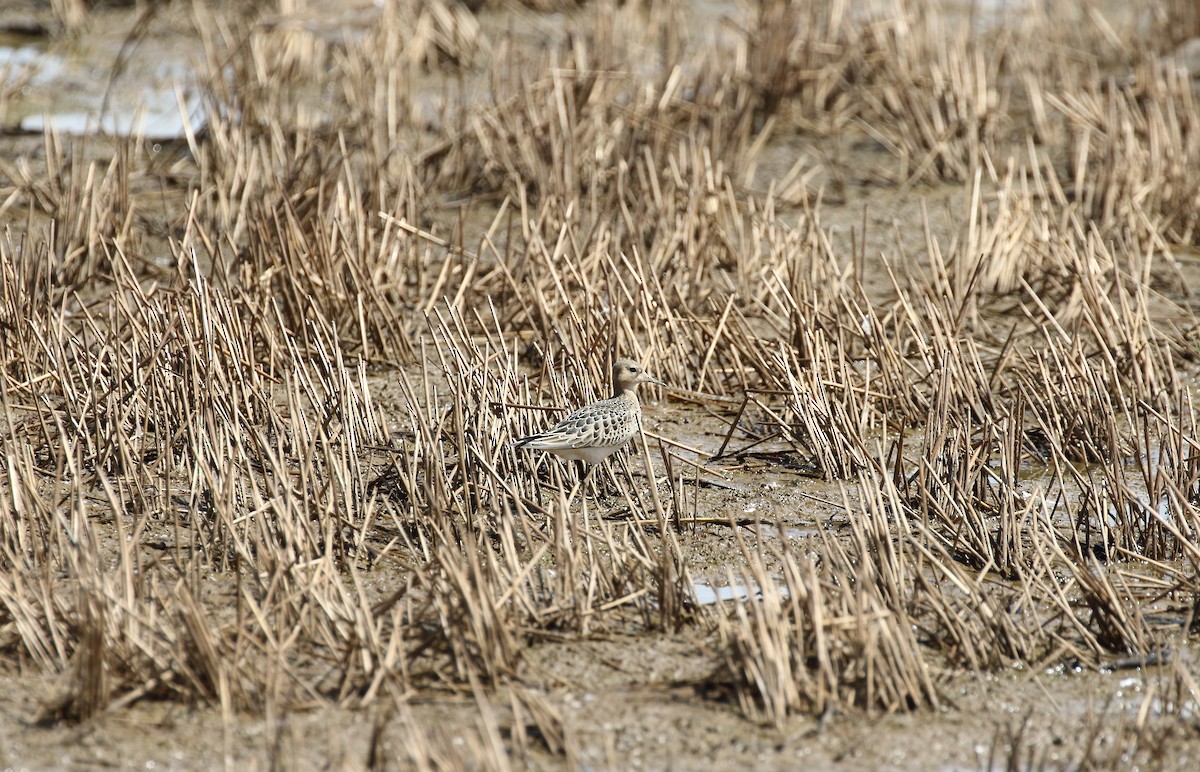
1 17 202 139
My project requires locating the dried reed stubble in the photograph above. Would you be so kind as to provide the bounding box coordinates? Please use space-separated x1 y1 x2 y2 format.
1148 0 1200 50
850 8 1004 184
758 342 872 480
0 241 418 712
1050 69 1200 247
715 518 938 725
0 130 138 291
4 0 1200 749
731 0 862 132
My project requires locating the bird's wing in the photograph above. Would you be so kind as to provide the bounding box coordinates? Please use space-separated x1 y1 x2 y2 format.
516 398 635 449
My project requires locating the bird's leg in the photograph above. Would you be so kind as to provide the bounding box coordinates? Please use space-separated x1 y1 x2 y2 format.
609 454 632 498
575 460 588 499
579 463 597 528
572 459 601 505
580 478 589 529
564 461 591 508
563 462 596 528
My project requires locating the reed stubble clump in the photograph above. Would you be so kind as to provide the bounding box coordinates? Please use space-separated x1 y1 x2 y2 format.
2 0 1200 767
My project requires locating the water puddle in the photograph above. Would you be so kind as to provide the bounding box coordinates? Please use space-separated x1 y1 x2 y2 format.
745 522 821 541
20 91 204 140
0 38 48 72
1 35 203 140
691 579 790 606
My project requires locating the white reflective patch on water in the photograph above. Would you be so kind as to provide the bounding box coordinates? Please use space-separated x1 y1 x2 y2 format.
691 580 790 605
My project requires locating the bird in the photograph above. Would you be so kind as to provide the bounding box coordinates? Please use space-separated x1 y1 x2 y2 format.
514 358 664 466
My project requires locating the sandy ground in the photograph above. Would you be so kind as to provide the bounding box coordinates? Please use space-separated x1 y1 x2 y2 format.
4 645 1196 769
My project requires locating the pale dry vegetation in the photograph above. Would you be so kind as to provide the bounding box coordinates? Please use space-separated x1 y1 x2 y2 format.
2 0 1200 767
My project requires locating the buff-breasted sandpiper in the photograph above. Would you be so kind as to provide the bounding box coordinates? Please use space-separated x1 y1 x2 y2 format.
514 358 663 465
